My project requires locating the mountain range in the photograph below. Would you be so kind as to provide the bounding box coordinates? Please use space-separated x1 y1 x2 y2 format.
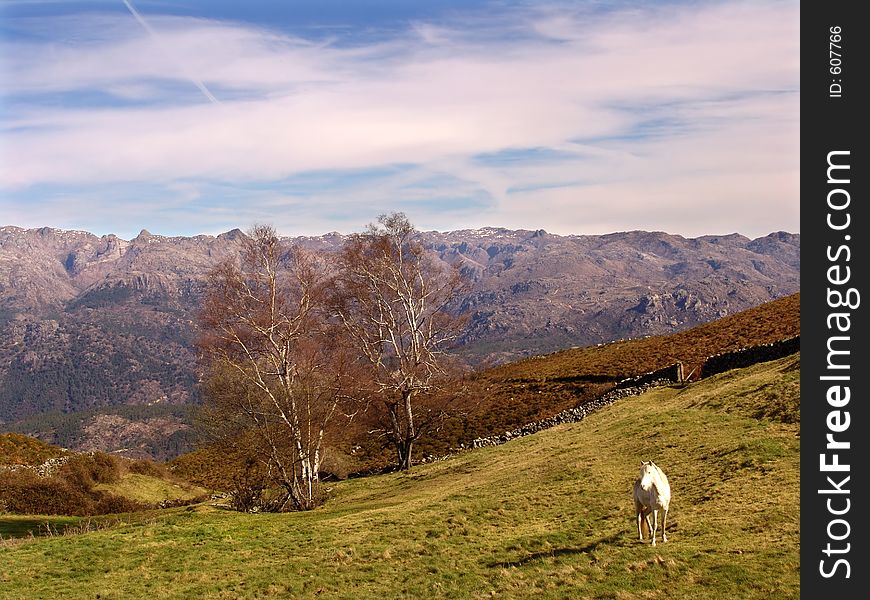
0 225 799 459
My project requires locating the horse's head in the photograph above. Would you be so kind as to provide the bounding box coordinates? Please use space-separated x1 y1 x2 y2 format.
639 461 657 484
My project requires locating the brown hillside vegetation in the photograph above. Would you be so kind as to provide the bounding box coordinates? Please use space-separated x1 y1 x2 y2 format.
173 293 800 480
0 432 67 466
451 292 800 447
0 439 208 518
488 291 798 380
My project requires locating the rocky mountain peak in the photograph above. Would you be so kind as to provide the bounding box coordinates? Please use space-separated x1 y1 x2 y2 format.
0 223 799 459
217 228 245 241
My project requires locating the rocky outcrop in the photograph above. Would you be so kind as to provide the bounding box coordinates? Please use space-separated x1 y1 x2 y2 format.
0 454 71 477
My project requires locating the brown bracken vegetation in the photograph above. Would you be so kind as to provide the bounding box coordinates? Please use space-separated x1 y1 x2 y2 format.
0 450 146 516
0 435 207 516
432 292 800 454
0 432 67 466
173 292 800 483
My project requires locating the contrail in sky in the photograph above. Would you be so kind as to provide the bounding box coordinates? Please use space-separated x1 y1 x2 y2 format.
121 0 220 104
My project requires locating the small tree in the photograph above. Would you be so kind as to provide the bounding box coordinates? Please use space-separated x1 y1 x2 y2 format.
335 213 465 470
198 225 356 511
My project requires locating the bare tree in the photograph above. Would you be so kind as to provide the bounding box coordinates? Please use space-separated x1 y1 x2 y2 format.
198 225 356 510
335 213 466 470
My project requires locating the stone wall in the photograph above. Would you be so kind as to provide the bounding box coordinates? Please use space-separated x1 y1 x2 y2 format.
458 335 799 454
471 379 674 449
0 455 70 476
700 336 800 378
614 362 683 389
470 334 800 451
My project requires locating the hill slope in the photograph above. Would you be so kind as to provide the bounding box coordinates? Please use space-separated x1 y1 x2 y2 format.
0 353 799 599
420 292 799 457
0 225 799 461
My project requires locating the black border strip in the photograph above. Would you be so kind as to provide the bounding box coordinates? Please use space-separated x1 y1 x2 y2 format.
802 2 868 595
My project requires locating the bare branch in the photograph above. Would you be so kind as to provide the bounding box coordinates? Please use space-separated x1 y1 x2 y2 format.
333 212 467 470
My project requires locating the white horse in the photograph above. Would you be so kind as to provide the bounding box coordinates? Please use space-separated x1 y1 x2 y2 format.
633 460 671 546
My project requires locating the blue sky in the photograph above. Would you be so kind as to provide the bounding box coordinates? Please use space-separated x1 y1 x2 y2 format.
0 0 799 239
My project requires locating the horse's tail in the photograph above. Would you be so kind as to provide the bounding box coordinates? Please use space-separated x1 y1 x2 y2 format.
640 515 650 538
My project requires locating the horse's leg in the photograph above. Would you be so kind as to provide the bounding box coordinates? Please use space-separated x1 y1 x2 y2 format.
637 510 643 540
644 511 653 542
662 508 668 543
650 510 658 546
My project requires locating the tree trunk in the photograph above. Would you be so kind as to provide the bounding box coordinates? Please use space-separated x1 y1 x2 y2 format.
400 389 415 470
397 439 413 471
388 391 416 470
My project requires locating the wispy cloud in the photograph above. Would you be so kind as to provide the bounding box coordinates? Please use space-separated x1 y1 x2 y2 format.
120 0 219 104
0 0 799 238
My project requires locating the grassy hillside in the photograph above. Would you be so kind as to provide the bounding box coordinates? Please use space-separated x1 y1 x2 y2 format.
0 352 799 599
172 293 801 482
94 473 207 505
450 292 799 446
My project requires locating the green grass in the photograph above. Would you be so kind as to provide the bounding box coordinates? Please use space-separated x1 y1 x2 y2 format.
95 474 208 504
0 354 800 599
0 515 82 539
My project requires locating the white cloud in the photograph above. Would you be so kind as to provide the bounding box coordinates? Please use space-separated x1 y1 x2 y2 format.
0 1 799 238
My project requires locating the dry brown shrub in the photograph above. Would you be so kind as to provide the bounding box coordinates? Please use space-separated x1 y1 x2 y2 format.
127 459 169 478
0 470 95 516
1 457 152 516
92 493 148 515
57 452 124 491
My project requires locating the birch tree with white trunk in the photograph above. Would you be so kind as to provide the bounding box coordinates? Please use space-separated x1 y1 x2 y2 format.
335 213 466 471
198 225 355 511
